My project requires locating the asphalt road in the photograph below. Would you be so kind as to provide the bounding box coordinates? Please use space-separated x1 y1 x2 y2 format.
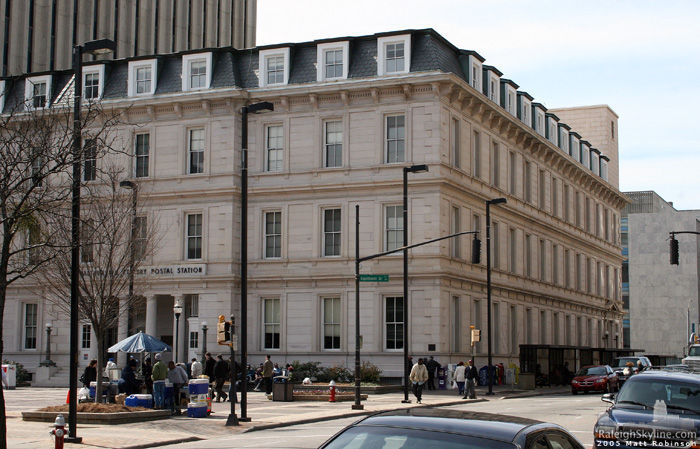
165 393 609 448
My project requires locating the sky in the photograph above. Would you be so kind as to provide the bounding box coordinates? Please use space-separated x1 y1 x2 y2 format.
257 0 700 210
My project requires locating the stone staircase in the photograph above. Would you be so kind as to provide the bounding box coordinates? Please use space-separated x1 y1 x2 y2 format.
32 365 73 388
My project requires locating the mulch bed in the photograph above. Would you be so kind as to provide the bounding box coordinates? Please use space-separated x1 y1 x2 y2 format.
39 404 149 413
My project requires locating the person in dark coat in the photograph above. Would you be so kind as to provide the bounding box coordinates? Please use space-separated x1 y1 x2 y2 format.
425 356 441 390
82 359 98 388
213 355 229 402
463 359 478 399
142 358 153 394
118 359 141 396
204 352 216 383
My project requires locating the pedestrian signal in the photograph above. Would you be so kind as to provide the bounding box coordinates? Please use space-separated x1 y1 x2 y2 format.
471 328 481 344
217 315 231 344
471 235 481 264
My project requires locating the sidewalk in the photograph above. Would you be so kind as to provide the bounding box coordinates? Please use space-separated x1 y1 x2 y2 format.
5 384 570 448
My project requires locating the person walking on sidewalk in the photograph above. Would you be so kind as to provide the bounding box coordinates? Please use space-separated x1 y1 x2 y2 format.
167 361 189 415
151 353 168 409
262 355 274 396
425 356 441 390
190 357 203 378
463 359 478 399
409 358 428 404
453 361 467 395
214 355 229 402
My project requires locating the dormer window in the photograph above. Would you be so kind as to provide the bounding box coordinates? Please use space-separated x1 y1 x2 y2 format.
600 156 609 182
182 52 213 91
590 149 601 176
377 34 411 76
463 51 484 92
570 132 581 162
532 104 547 136
25 75 52 109
317 41 349 81
83 64 106 100
546 114 559 146
482 66 502 103
517 92 533 127
128 59 158 96
581 141 591 169
259 48 290 87
501 80 518 115
558 124 570 154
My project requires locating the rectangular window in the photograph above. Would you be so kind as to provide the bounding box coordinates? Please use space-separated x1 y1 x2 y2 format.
575 253 583 292
565 249 571 288
385 205 403 252
83 139 97 182
190 60 207 89
526 308 533 344
82 324 91 349
134 216 147 261
492 222 500 269
324 121 342 168
188 128 205 174
525 234 532 278
539 239 546 282
473 299 482 352
385 296 404 350
266 56 285 85
385 115 405 163
84 73 99 100
136 66 151 94
553 313 561 345
471 64 479 89
564 184 571 223
263 298 281 349
509 228 517 274
540 310 547 344
323 297 341 350
31 152 43 186
524 160 532 203
265 125 283 172
33 82 47 108
510 305 517 354
451 118 460 167
385 42 405 73
553 244 560 285
452 296 461 352
539 170 546 210
491 141 500 187
24 303 38 349
509 152 517 195
472 131 481 178
324 49 343 79
264 211 282 258
188 294 199 317
493 302 500 353
575 192 582 228
189 331 199 349
323 209 341 257
551 177 559 217
451 206 460 258
186 213 203 260
135 133 150 178
27 226 41 265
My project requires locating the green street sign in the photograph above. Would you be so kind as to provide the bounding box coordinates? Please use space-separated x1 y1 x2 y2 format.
359 274 389 282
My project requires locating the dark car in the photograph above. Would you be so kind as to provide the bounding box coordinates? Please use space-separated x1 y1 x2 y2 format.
610 356 651 385
571 365 619 394
594 371 700 449
319 408 585 449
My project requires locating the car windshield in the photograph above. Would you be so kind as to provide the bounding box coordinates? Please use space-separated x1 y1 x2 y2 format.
616 377 700 413
612 358 638 368
576 367 607 376
322 425 515 449
689 347 700 357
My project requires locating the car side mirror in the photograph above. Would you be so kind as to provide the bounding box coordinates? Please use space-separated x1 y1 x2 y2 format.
602 393 615 404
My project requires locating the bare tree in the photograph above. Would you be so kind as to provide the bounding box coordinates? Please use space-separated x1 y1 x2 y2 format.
35 165 160 401
0 90 119 446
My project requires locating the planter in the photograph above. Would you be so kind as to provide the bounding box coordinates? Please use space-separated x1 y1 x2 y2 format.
22 410 171 425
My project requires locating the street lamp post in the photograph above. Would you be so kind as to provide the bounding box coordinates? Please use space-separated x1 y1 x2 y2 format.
240 101 274 421
201 321 208 362
402 164 429 403
173 299 183 363
119 180 137 309
68 38 116 444
41 323 55 366
485 197 507 396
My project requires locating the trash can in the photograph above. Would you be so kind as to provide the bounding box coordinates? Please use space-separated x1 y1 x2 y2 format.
272 376 293 402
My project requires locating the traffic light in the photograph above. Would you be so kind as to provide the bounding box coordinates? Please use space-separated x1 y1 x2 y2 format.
217 315 231 344
471 235 481 264
471 328 481 344
670 237 679 265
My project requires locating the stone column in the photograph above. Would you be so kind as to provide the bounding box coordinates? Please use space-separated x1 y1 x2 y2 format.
116 297 129 366
145 296 158 337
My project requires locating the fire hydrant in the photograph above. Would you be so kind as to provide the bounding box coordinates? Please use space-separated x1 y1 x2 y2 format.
329 380 336 402
50 414 66 449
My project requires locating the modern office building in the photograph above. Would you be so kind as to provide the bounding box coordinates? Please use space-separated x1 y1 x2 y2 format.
0 0 257 77
1 28 627 383
622 191 699 360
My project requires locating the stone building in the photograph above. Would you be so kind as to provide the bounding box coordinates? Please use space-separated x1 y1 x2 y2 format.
1 28 626 383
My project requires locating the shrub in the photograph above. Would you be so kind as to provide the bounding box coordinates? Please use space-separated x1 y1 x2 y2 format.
359 360 382 384
291 361 323 381
324 365 353 383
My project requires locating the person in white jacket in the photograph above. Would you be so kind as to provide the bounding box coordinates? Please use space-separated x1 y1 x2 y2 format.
408 358 428 403
453 362 467 395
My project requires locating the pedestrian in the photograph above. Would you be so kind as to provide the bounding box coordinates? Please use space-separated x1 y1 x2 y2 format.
118 359 141 396
409 358 428 403
142 358 153 394
273 363 281 376
204 352 216 383
167 361 189 415
453 361 467 395
262 355 274 396
151 353 168 409
214 354 229 402
425 356 441 390
103 357 117 378
463 359 478 399
253 365 264 391
81 359 98 388
562 362 573 386
191 357 203 378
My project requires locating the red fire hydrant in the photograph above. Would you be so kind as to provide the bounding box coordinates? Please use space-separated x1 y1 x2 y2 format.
329 380 336 402
50 414 66 449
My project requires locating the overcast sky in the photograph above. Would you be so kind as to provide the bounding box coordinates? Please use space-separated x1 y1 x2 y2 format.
257 0 700 210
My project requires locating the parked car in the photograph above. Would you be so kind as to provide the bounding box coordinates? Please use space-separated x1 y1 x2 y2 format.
318 409 585 449
594 370 700 449
571 365 618 394
610 356 651 385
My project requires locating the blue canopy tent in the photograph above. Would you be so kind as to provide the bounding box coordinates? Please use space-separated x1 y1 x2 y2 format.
108 331 171 354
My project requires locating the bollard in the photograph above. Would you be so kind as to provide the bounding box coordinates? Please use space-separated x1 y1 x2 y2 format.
329 380 336 402
50 414 66 449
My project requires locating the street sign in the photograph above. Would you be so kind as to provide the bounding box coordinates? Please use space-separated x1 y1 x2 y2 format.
359 274 389 282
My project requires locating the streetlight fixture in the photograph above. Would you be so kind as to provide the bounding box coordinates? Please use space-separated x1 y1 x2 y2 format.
173 299 183 363
688 298 695 355
201 321 208 362
240 100 274 422
485 197 507 396
40 322 55 366
119 180 137 309
67 37 116 444
402 164 429 403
